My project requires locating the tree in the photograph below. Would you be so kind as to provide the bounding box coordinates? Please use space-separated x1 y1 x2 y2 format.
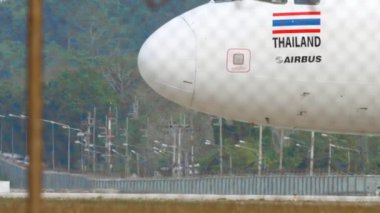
44 70 119 124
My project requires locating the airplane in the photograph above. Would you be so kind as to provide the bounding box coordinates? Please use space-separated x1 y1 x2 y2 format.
138 0 380 134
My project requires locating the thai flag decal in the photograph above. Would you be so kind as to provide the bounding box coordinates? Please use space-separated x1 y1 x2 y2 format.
272 11 321 34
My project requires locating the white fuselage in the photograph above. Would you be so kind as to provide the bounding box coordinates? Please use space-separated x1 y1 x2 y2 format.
138 0 380 134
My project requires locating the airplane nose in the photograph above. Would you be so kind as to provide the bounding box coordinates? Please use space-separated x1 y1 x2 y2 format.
138 17 196 107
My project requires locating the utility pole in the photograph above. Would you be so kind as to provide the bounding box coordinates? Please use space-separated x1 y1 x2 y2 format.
124 117 130 177
258 125 263 176
328 143 359 175
191 145 194 176
310 131 315 176
0 115 5 153
170 116 177 177
347 151 350 172
229 154 232 175
279 129 284 172
178 123 182 177
106 108 114 174
328 143 332 175
11 125 14 158
184 151 189 176
92 107 96 173
144 117 149 177
61 125 82 173
170 114 190 178
219 117 223 175
51 123 55 170
83 112 90 172
115 107 119 140
67 127 71 172
136 152 140 176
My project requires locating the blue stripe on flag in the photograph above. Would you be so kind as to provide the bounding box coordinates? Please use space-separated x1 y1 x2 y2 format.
273 19 320 27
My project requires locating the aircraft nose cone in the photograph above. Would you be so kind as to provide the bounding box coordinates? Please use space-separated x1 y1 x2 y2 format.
138 17 196 107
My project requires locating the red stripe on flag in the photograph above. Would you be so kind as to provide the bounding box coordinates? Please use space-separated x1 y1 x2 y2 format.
273 11 321 17
272 29 321 34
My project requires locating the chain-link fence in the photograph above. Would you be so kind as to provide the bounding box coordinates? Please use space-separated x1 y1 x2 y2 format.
2 0 380 202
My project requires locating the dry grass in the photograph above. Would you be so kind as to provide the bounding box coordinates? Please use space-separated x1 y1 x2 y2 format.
0 198 379 213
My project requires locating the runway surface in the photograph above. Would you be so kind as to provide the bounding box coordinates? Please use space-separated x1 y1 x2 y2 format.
1 192 380 202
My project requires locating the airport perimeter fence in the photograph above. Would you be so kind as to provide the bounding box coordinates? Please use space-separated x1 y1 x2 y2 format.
1 157 379 196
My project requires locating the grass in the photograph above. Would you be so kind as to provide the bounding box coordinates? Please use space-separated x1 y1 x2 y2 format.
0 198 379 213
